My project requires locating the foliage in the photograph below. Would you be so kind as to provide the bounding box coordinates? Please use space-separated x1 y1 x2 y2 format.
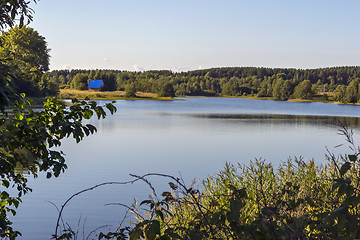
293 80 314 100
48 66 360 103
344 79 360 103
157 82 175 98
334 85 347 103
0 0 39 111
0 0 36 30
70 73 88 90
0 98 116 238
0 62 21 112
124 82 137 98
0 25 52 96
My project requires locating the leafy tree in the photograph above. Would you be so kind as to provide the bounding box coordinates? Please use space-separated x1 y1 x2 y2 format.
157 82 175 97
102 72 117 91
293 80 313 99
282 80 293 100
272 78 284 100
0 0 38 111
334 85 346 103
38 73 59 96
345 79 359 103
0 25 50 96
257 77 272 97
70 73 88 90
222 77 240 96
124 82 136 97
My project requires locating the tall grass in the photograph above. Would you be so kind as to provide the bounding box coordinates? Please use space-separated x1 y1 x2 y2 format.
57 89 175 101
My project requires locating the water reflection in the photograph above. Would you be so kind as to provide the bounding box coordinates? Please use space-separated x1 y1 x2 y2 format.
181 113 360 129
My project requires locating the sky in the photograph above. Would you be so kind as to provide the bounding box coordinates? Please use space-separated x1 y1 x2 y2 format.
28 0 360 72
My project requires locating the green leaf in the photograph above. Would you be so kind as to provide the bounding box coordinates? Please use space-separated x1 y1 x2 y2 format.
161 191 172 197
140 200 153 206
155 209 164 221
0 191 10 200
210 211 222 225
168 182 177 190
10 209 16 216
227 199 242 221
129 228 143 240
86 124 97 134
83 109 93 119
12 199 20 208
348 154 357 162
340 162 351 176
15 111 24 121
145 220 160 240
2 180 9 188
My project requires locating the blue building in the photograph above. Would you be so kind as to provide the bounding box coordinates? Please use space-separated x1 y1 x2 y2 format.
88 80 104 91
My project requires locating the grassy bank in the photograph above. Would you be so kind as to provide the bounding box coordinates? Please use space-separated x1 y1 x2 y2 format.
58 89 176 101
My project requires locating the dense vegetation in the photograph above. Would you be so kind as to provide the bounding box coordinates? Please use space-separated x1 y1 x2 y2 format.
0 25 59 97
49 66 360 103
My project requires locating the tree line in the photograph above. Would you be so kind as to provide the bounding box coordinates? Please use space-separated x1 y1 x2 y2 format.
49 66 360 103
2 23 360 103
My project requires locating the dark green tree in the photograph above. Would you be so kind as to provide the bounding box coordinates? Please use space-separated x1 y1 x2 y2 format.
333 85 346 103
70 73 88 90
124 82 137 97
38 73 59 96
157 82 175 97
293 80 313 99
222 77 240 96
0 25 50 95
0 0 39 110
272 78 284 100
345 79 359 103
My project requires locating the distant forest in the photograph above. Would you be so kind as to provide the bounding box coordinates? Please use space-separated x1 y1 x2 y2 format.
47 66 360 103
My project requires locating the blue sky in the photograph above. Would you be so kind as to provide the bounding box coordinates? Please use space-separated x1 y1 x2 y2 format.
29 0 360 71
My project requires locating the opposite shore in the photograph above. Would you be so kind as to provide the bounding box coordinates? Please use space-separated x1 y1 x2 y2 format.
56 89 359 106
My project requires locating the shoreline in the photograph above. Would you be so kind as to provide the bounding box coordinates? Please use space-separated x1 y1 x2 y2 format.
179 94 360 106
56 89 360 106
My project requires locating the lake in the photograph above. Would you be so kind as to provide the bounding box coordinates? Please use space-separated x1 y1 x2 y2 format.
12 97 360 239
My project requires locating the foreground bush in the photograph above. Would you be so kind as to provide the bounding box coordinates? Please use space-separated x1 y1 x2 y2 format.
112 156 358 240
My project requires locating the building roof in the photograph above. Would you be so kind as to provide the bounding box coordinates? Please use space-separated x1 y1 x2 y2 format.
88 80 103 89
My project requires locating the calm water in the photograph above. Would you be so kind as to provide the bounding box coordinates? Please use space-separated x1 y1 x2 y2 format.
12 97 360 239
